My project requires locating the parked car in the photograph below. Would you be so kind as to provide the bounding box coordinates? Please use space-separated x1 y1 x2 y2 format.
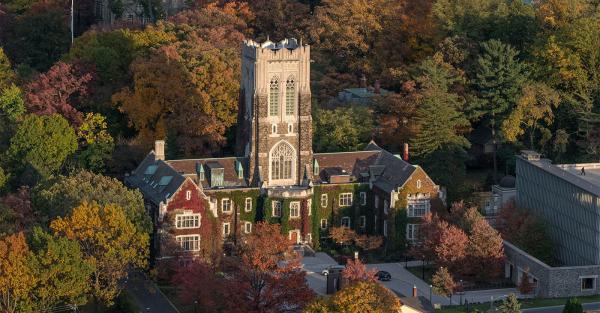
375 270 391 281
321 265 346 276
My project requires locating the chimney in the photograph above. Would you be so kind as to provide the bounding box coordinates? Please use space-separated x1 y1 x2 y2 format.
360 74 367 88
155 140 165 161
412 285 417 298
403 143 409 161
374 79 381 94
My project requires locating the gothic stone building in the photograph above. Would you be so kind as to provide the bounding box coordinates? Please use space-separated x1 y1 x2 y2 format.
126 38 444 261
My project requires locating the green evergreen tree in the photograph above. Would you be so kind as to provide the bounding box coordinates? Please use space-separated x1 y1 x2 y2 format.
499 293 521 313
472 39 527 182
563 298 583 313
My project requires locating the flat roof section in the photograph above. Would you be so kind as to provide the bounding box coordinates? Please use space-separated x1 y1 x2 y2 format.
557 163 600 189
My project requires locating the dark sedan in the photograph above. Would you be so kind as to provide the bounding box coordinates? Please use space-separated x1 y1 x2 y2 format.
375 270 391 281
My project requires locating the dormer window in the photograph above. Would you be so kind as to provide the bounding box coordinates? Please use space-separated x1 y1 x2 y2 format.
196 163 204 181
236 160 244 179
207 162 224 187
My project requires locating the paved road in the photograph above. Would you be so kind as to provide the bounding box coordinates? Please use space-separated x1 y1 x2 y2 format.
523 302 600 313
125 271 180 313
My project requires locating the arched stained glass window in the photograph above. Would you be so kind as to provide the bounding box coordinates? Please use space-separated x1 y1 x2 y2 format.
271 142 295 180
285 77 296 116
269 77 279 117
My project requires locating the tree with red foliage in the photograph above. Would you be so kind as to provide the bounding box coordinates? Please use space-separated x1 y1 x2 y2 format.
518 270 535 295
342 258 378 284
25 62 93 125
465 218 504 281
171 260 226 312
354 234 383 251
409 212 445 261
0 186 39 235
435 224 468 275
226 222 314 312
498 201 553 264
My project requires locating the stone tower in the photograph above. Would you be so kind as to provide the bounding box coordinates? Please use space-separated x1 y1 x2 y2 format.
236 38 313 187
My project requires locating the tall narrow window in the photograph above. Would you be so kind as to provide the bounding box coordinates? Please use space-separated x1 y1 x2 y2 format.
285 77 295 116
269 77 279 117
270 142 295 181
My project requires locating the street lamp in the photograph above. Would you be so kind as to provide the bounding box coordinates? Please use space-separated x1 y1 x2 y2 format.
459 279 463 305
429 284 432 304
194 300 198 313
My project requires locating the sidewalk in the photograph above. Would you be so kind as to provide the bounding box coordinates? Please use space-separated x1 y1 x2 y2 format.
125 271 180 313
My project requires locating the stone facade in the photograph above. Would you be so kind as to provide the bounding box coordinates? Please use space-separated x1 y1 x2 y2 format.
126 39 442 262
504 241 600 297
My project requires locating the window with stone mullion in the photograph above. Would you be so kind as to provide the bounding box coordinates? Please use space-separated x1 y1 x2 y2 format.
269 78 280 116
285 78 295 116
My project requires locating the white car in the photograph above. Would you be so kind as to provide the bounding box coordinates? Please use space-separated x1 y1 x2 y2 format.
321 265 345 276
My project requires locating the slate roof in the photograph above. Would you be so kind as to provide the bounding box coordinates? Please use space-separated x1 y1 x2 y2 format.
127 141 426 205
126 152 188 206
166 157 249 189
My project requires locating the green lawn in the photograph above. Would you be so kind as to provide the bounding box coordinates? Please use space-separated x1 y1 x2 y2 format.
436 295 600 313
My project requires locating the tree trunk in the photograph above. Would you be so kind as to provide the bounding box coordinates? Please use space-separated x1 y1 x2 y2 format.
491 114 498 184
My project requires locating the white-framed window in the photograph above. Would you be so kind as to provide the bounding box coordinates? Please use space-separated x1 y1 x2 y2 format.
176 235 200 251
374 215 377 231
285 77 296 115
339 193 353 207
406 224 420 240
287 123 293 133
290 201 300 218
341 216 351 228
272 201 282 217
221 198 232 213
270 142 294 180
581 276 597 291
383 220 388 237
416 179 422 189
186 190 191 200
305 233 312 244
359 215 366 228
360 192 367 206
272 124 277 134
269 77 279 116
244 222 252 234
407 194 431 217
375 195 379 208
245 197 252 212
321 194 328 208
222 222 231 236
307 199 312 216
175 213 200 229
320 218 328 229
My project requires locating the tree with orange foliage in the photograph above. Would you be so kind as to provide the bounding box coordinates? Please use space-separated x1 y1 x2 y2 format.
432 267 455 304
50 202 149 307
354 234 383 251
435 224 468 275
329 226 357 246
465 217 505 281
226 222 314 312
305 281 402 313
25 62 93 125
409 212 445 261
518 270 535 295
342 259 377 284
372 82 421 152
0 232 36 313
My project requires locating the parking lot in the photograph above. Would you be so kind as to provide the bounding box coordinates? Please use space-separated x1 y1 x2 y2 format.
300 253 518 306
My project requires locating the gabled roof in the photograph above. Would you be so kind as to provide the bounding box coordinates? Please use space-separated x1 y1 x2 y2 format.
126 152 189 206
313 141 421 193
166 157 249 189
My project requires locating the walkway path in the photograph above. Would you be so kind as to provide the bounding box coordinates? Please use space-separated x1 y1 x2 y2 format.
125 271 180 313
523 301 600 313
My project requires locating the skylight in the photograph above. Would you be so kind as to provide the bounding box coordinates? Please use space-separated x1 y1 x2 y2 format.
158 176 173 186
